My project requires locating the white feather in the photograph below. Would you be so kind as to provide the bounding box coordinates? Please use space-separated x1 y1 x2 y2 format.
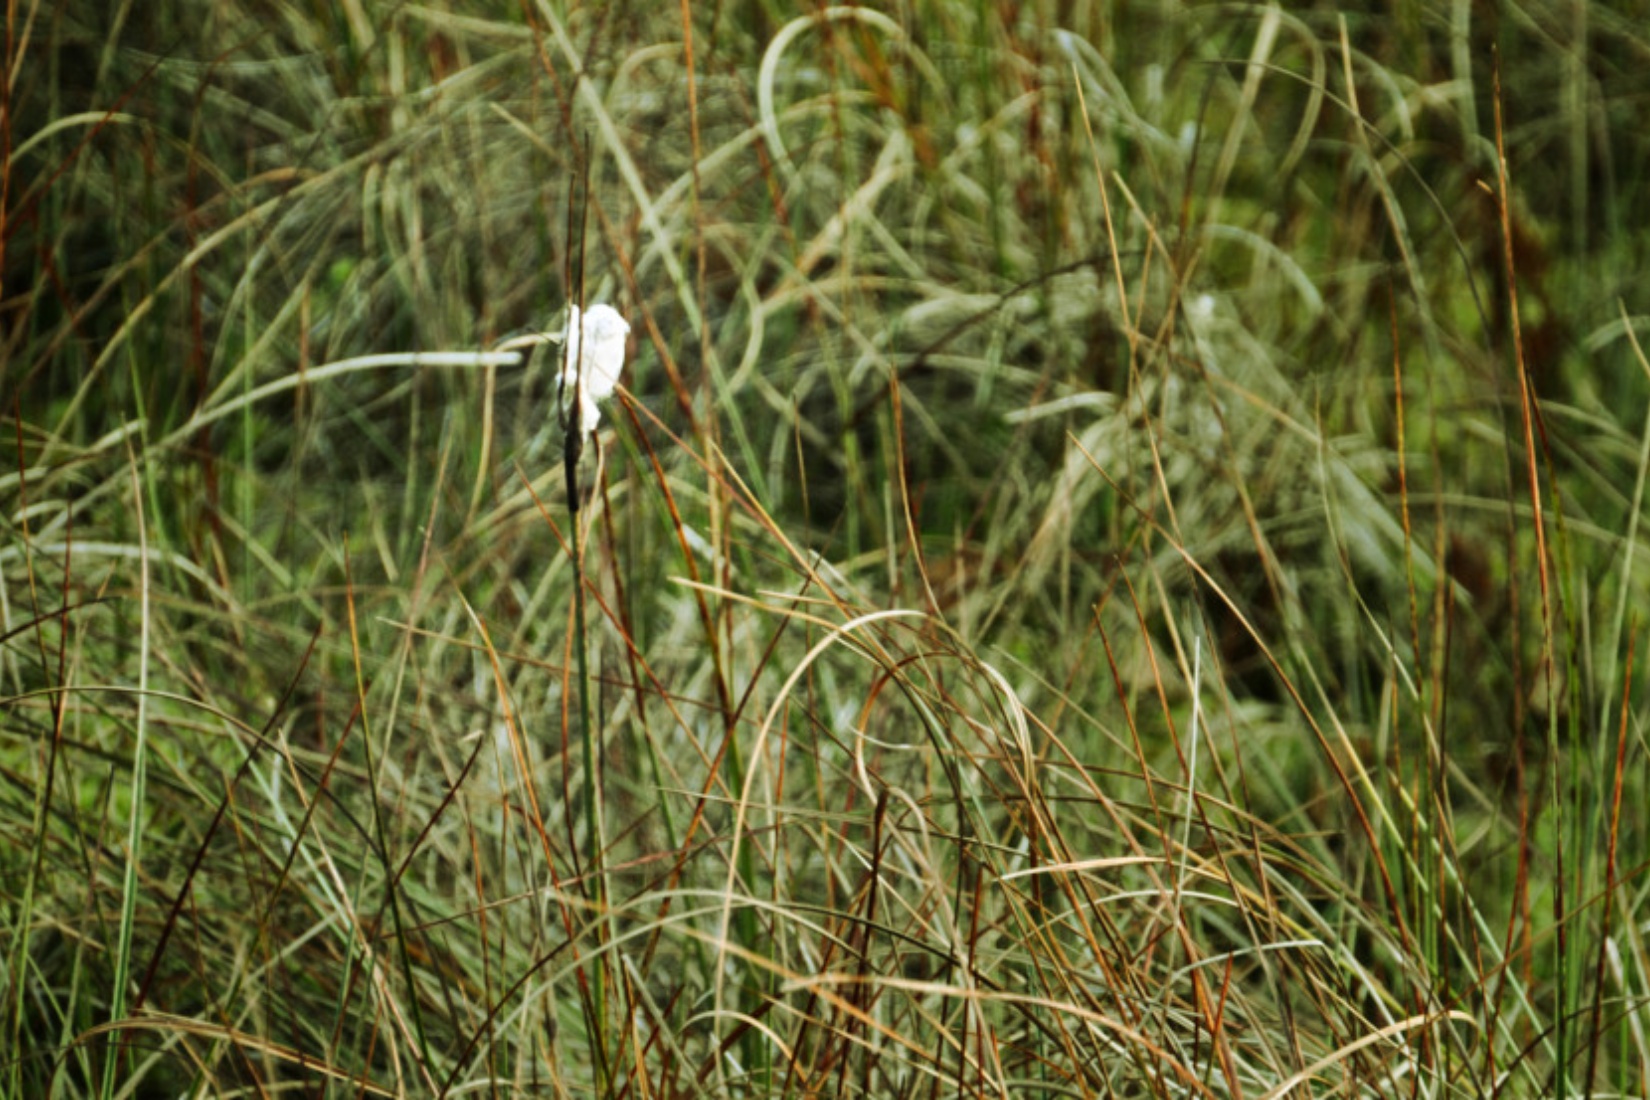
561 303 631 435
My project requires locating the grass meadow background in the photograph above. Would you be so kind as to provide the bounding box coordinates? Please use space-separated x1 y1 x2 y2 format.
4 1 1650 1095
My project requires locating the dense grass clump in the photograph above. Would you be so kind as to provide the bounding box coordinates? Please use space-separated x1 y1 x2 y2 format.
5 2 1650 1096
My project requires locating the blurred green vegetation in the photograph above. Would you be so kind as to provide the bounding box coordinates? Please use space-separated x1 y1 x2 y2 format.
5 1 1650 1096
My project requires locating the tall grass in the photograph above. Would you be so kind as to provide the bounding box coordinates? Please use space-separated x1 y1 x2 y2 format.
4 1 1649 1096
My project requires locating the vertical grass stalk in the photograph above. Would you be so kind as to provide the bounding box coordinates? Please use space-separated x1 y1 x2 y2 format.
100 443 151 1100
571 484 612 1089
